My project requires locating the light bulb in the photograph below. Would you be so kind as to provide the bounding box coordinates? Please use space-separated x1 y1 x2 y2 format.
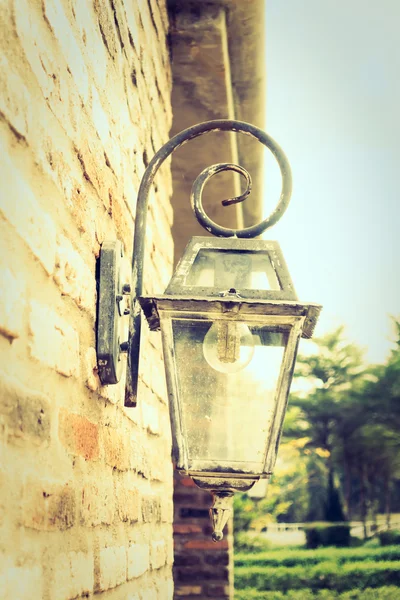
203 321 255 373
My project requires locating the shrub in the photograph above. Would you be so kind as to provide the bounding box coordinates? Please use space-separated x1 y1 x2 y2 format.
305 524 351 548
234 544 400 569
363 537 380 548
349 535 364 547
234 560 400 592
305 527 320 549
235 532 272 553
378 529 400 546
340 587 400 599
235 587 400 600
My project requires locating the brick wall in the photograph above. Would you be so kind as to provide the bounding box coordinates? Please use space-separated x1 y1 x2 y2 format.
0 0 174 598
173 472 234 600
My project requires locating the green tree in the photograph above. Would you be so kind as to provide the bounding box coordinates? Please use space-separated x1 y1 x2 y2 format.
352 318 400 529
288 327 367 522
288 320 400 531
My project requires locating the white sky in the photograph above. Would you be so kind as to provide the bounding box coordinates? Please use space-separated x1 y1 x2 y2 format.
263 0 400 364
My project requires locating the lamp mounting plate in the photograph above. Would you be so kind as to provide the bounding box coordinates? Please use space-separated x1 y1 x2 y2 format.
96 240 130 385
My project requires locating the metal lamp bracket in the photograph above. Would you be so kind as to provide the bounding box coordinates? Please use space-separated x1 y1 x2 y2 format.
95 119 292 406
96 240 131 385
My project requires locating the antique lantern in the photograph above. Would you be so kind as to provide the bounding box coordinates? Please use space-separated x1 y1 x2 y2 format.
96 121 321 541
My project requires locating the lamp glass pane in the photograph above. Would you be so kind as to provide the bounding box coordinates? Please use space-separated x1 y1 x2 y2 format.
185 250 280 291
171 318 289 472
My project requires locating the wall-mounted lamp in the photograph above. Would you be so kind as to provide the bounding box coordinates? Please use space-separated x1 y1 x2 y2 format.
96 120 321 541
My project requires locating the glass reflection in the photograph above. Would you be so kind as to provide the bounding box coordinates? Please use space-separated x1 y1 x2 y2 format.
172 319 289 471
185 249 280 291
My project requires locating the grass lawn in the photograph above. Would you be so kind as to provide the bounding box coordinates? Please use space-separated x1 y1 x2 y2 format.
234 545 400 599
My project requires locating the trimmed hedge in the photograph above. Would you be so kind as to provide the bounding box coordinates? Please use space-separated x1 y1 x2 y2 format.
235 561 400 593
235 545 400 569
306 524 351 548
378 529 400 546
235 532 272 553
235 586 400 600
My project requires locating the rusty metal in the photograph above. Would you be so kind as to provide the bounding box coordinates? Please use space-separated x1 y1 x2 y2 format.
124 119 293 406
193 162 252 208
164 237 298 302
192 476 257 542
96 241 131 384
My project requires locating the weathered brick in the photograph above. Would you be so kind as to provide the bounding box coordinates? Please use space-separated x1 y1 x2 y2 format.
29 301 80 377
98 360 127 405
165 578 175 600
54 234 96 315
116 482 140 523
142 494 161 523
85 346 100 391
136 443 151 480
22 479 75 530
184 539 229 551
174 554 200 567
91 85 122 175
80 476 115 526
140 8 171 114
123 0 141 49
103 426 131 471
109 189 135 251
43 0 89 103
176 568 229 584
91 84 110 144
150 445 173 482
142 400 159 435
0 562 43 600
204 554 230 567
122 400 142 426
13 0 73 136
0 371 51 445
174 523 203 535
173 492 204 507
0 469 6 526
175 586 202 597
127 543 149 580
150 540 167 570
50 550 94 600
0 267 25 340
76 135 116 206
73 1 108 90
178 506 209 523
0 139 56 275
94 0 123 61
0 54 31 138
96 545 126 591
151 362 167 401
161 498 174 524
180 477 197 488
59 408 99 461
206 584 231 597
38 142 97 240
166 534 174 565
140 586 158 600
1 0 176 597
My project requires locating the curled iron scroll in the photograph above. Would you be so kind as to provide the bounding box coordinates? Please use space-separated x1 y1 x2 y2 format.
192 162 252 212
125 120 292 406
191 147 291 238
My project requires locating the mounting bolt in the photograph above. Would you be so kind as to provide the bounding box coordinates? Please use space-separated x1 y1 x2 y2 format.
120 341 129 353
122 283 131 295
